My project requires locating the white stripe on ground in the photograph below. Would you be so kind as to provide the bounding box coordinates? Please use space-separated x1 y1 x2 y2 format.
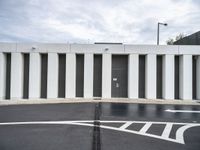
139 122 152 134
165 109 200 113
175 124 200 144
0 120 200 144
161 123 173 138
0 120 200 125
119 121 133 130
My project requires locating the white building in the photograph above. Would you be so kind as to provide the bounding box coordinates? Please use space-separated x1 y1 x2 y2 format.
0 43 200 100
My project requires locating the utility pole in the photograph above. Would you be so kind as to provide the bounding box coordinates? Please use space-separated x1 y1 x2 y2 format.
157 22 168 45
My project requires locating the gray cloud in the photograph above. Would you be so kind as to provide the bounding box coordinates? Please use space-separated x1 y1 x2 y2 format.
0 0 199 44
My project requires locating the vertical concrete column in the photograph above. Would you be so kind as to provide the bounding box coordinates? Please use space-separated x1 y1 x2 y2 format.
102 53 111 98
179 55 192 100
163 55 174 99
0 53 6 99
66 53 76 98
47 53 58 98
197 56 200 100
145 54 156 99
10 53 23 100
128 54 139 99
84 53 93 98
29 53 41 99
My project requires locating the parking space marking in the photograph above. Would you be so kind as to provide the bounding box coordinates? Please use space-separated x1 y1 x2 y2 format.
0 120 200 144
139 122 152 134
119 121 133 130
161 123 173 138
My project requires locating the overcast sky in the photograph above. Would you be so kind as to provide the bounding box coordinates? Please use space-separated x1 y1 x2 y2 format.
0 0 199 44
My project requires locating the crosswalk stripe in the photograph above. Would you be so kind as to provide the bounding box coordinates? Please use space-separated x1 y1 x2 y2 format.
161 123 173 138
119 121 133 130
0 120 199 144
139 122 152 134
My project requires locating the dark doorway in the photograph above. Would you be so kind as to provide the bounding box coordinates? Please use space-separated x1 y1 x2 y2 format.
175 56 180 99
157 55 163 99
58 54 66 98
5 53 11 99
111 55 128 98
76 54 84 97
93 55 102 97
139 55 145 98
193 56 197 99
23 54 30 99
41 54 48 98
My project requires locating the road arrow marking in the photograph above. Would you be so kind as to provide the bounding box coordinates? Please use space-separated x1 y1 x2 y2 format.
165 109 200 113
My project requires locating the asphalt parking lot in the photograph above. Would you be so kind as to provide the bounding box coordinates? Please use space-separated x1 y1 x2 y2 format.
0 102 199 150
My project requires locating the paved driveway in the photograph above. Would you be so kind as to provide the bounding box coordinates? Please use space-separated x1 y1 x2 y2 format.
0 103 199 150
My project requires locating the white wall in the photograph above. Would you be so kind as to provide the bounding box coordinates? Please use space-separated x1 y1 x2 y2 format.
47 53 59 98
0 43 199 100
0 53 6 99
128 54 138 98
65 53 76 98
29 53 41 99
10 53 23 100
163 55 174 99
102 53 111 98
145 54 156 99
179 55 193 100
84 53 94 98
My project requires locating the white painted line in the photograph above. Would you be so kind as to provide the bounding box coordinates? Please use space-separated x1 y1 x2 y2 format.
0 120 200 145
139 122 152 134
0 120 199 125
119 121 133 130
165 109 200 113
100 124 180 144
175 124 200 144
161 123 173 138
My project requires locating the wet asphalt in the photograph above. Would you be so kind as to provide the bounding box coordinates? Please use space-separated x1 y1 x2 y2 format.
0 102 199 150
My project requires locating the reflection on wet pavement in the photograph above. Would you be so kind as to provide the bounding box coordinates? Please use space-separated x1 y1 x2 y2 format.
110 103 128 116
102 103 200 122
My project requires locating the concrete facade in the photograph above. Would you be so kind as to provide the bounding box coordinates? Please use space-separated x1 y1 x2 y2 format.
84 53 93 98
128 54 139 99
65 53 76 98
0 43 200 100
163 55 174 99
102 53 111 98
145 54 157 99
10 53 23 100
0 53 6 99
29 53 41 99
47 53 58 98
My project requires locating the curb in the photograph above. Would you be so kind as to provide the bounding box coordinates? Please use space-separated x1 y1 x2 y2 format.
0 98 199 106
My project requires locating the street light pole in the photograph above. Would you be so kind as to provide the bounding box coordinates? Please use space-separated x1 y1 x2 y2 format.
157 23 160 45
157 22 168 45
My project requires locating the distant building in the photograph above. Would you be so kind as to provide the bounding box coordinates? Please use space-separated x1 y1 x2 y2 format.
0 43 200 100
174 31 200 45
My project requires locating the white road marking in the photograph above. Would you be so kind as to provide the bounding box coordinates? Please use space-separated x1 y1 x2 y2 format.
161 123 173 138
165 109 200 113
139 122 152 134
176 124 200 144
0 120 200 145
119 121 133 130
